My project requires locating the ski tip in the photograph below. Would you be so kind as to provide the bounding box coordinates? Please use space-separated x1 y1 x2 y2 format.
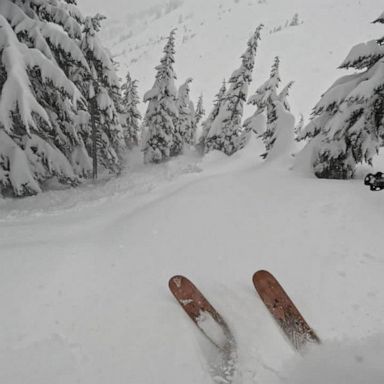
168 275 191 291
253 270 274 283
169 275 183 290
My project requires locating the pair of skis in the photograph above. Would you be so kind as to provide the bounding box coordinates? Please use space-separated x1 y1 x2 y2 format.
169 270 320 353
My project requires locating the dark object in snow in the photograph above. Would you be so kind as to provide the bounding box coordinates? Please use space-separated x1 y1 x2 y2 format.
253 270 321 351
364 172 384 191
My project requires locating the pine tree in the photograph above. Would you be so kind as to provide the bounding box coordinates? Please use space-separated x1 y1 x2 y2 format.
264 101 296 160
80 14 124 178
142 29 180 163
295 114 305 141
195 95 206 126
259 57 281 155
299 12 384 179
205 24 263 155
241 57 294 157
277 81 294 111
120 72 142 149
197 80 226 152
0 0 88 196
264 102 296 162
0 1 124 196
241 57 280 146
262 79 295 158
290 13 300 27
177 78 196 146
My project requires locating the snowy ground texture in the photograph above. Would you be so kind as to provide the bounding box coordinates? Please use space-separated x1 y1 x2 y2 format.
2 0 384 382
1 140 384 383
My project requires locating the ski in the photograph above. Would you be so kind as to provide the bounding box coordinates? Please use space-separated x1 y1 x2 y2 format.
169 275 237 384
169 275 235 350
253 270 320 351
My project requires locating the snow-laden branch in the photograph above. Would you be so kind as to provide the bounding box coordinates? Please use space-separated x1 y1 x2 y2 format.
0 15 83 134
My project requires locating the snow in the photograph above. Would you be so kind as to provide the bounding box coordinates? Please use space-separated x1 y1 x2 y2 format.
0 13 82 134
2 0 384 383
0 130 41 195
1 138 384 383
264 102 297 163
103 0 384 119
0 335 79 384
284 336 384 384
0 15 49 133
197 311 228 350
24 134 76 181
347 59 384 101
340 39 384 70
39 22 89 69
313 73 361 114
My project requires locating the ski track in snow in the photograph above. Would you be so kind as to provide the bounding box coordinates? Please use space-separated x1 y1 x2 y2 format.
1 138 384 383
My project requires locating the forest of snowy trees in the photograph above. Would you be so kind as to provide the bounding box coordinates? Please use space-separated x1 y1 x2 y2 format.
1 1 384 197
0 0 126 197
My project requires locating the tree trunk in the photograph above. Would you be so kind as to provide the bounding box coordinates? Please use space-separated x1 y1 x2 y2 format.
90 97 98 180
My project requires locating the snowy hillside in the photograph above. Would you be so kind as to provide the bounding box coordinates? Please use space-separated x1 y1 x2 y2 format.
103 0 384 119
1 140 384 383
1 0 384 383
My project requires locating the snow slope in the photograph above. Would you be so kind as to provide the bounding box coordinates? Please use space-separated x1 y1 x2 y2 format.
1 0 384 383
1 140 384 383
103 0 384 119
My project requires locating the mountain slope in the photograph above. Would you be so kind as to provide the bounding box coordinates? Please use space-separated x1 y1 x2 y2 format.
103 0 383 120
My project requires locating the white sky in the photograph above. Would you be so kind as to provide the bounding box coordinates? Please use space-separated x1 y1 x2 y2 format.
77 0 161 18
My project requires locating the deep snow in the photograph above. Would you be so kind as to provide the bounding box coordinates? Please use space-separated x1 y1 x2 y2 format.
2 0 384 382
1 139 384 383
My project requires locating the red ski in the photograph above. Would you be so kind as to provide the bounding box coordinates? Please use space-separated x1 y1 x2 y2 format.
169 275 235 351
169 275 237 384
253 270 320 351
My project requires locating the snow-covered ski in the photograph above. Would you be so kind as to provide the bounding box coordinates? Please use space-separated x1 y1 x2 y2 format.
253 270 320 351
169 275 237 383
169 275 235 349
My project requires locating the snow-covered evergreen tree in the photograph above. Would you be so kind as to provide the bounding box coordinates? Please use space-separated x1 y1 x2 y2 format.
120 72 142 149
194 95 206 126
197 80 226 152
299 12 384 179
240 111 266 150
241 56 279 143
295 114 305 141
258 57 281 154
265 102 296 162
0 0 88 196
240 57 294 156
142 29 180 163
205 24 263 155
290 13 300 27
277 81 294 111
0 0 124 196
263 101 296 160
80 14 124 177
177 78 196 146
